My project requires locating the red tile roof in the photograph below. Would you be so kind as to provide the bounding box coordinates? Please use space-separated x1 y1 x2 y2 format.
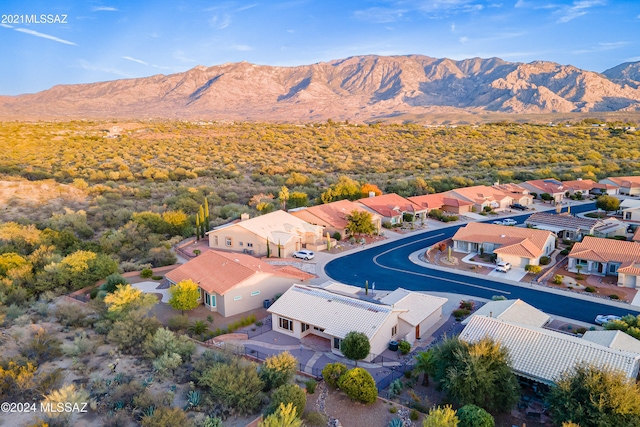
292 200 375 229
453 222 554 259
562 179 597 192
568 236 640 265
522 179 565 194
358 193 425 217
408 193 445 209
165 250 314 295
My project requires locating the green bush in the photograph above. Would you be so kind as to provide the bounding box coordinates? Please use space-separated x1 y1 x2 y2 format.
332 231 342 241
409 408 419 421
322 362 348 389
260 351 298 391
389 406 398 414
539 256 551 265
140 268 153 278
456 404 495 427
453 309 471 319
585 286 596 293
553 275 564 285
304 411 328 426
610 294 620 300
459 300 475 310
268 384 306 416
337 367 377 404
151 275 163 281
525 264 542 274
560 249 570 256
398 340 411 355
575 327 587 335
167 315 190 332
305 379 317 394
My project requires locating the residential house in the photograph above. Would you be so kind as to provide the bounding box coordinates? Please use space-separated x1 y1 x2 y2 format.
452 222 556 267
461 299 550 328
525 212 598 241
620 199 640 221
460 316 640 385
591 182 619 196
599 176 640 196
207 210 324 257
562 179 597 197
357 193 427 226
445 185 515 213
633 228 640 243
492 183 534 206
408 193 474 215
165 250 314 317
567 236 640 288
289 199 382 238
592 218 627 239
519 179 565 203
582 330 640 354
267 284 446 361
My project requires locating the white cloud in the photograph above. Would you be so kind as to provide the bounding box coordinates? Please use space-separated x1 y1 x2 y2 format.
14 28 76 45
451 23 456 32
237 3 258 12
210 13 231 29
231 44 253 51
353 7 407 24
79 60 129 77
93 6 118 12
173 50 196 63
1 23 13 28
122 56 148 65
555 0 606 23
459 36 469 43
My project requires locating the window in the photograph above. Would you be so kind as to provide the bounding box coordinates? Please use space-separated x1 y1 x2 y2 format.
577 259 588 266
213 236 218 246
279 317 293 331
205 293 210 305
333 337 342 350
210 294 216 307
610 264 620 274
225 237 232 247
247 243 253 247
233 295 242 301
314 326 325 332
392 325 397 336
302 323 310 332
625 212 632 220
251 291 260 297
239 241 243 247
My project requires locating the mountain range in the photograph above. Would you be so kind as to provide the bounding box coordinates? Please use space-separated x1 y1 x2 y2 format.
2 55 640 122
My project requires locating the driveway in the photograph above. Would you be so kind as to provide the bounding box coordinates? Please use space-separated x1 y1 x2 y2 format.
132 281 170 303
487 267 528 281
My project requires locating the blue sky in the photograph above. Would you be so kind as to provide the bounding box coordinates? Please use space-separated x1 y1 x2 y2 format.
1 0 639 95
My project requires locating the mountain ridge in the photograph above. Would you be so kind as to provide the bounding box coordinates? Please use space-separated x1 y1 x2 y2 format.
2 54 640 122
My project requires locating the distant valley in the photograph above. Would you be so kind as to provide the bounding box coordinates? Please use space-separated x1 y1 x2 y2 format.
1 55 640 122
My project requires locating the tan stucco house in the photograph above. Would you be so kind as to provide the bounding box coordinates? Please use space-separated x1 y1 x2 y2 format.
165 250 314 317
452 222 556 267
599 176 640 196
207 210 324 258
289 199 382 237
357 193 427 225
519 179 565 203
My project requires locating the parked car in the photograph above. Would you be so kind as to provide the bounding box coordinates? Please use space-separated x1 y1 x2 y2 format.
292 250 314 260
496 262 512 273
492 220 504 225
595 314 621 325
502 219 518 226
511 203 528 211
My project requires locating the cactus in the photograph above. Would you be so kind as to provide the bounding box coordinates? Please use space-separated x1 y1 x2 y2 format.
389 379 403 396
388 418 403 427
184 390 201 410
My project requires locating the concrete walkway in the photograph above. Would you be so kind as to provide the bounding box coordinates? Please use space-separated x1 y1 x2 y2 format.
132 281 170 302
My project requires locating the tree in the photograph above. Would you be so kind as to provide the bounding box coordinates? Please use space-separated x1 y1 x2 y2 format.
104 284 157 317
604 313 640 340
540 193 553 202
279 186 290 210
456 404 494 427
144 327 196 361
345 210 376 237
108 311 161 354
595 194 621 213
360 183 382 198
414 349 435 386
168 279 201 315
320 176 361 203
101 272 128 293
188 320 210 339
260 351 298 390
340 331 371 366
268 384 306 417
322 362 348 388
336 367 377 404
198 358 264 415
153 352 182 377
259 402 303 427
288 191 309 209
525 264 542 274
547 363 640 427
430 337 519 412
423 405 459 427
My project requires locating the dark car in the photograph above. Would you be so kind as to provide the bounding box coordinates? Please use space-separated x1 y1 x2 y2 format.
511 203 528 211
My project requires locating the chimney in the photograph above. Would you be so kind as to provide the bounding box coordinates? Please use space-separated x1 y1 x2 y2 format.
489 311 493 318
369 191 376 198
577 178 582 181
240 213 250 221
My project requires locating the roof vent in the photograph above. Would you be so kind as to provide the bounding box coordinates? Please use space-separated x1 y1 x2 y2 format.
369 191 376 198
240 213 250 221
500 234 506 238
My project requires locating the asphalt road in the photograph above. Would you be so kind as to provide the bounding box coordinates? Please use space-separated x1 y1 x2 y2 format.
325 202 640 324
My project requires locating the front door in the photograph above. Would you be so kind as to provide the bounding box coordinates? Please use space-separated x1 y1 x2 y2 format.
415 324 420 339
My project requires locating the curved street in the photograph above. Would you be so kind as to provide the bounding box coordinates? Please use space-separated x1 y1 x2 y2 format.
325 202 640 324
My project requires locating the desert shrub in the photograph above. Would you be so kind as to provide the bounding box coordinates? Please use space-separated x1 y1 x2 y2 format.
336 367 377 404
390 406 398 414
151 275 163 280
5 304 25 322
398 340 411 355
55 303 90 327
140 406 192 427
332 232 342 241
153 352 183 377
560 249 570 256
260 351 298 391
453 309 470 319
304 411 328 426
41 384 90 425
133 389 173 411
268 384 306 416
409 408 419 420
140 268 153 278
575 327 587 335
197 358 264 415
585 286 596 293
553 275 564 285
539 256 551 265
610 294 620 300
63 332 93 357
144 327 196 361
457 404 495 427
305 379 317 394
20 327 62 363
107 381 144 410
459 300 475 310
107 312 161 354
102 273 128 293
322 362 348 389
525 264 542 274
167 315 190 331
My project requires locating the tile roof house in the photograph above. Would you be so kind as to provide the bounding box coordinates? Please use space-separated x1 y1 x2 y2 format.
567 236 640 288
460 316 640 385
445 185 516 212
492 183 534 206
519 179 566 203
357 193 427 225
633 228 640 243
289 199 382 238
461 299 551 328
620 198 640 222
599 176 640 196
409 193 476 214
207 210 324 258
582 330 640 354
591 182 619 196
525 212 599 241
268 285 446 361
165 250 314 317
592 218 627 239
452 222 556 267
562 179 597 196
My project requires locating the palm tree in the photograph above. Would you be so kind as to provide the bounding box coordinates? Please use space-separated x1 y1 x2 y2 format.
414 349 435 386
188 320 210 339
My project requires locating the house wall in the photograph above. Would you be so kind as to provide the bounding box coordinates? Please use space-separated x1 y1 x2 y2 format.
397 308 444 345
418 308 443 340
290 210 344 236
619 272 639 289
623 209 640 222
366 314 400 361
443 204 471 214
208 226 302 257
217 275 301 317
